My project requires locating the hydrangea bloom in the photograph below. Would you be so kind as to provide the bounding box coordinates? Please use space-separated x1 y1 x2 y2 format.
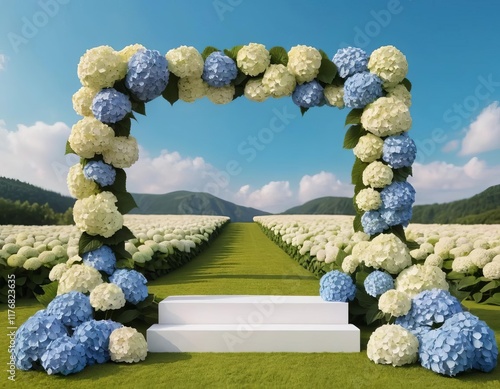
118 44 145 62
353 133 384 163
83 160 116 187
72 86 98 117
361 233 412 274
323 85 344 108
382 133 417 169
40 335 87 375
380 206 413 227
341 254 359 274
483 261 500 279
361 211 389 235
244 78 269 102
91 88 131 124
126 49 169 102
319 270 356 302
368 45 408 87
73 320 122 365
67 164 99 199
343 72 383 108
261 64 296 97
395 264 448 297
380 181 415 210
362 161 393 188
236 43 270 76
68 117 114 159
13 311 68 370
206 84 235 104
332 47 368 78
89 283 126 311
109 327 148 363
178 77 208 102
57 264 103 295
109 269 148 304
367 324 419 366
469 248 494 268
287 45 322 83
434 237 456 258
165 46 204 78
23 257 43 270
49 263 69 281
364 271 394 297
424 254 444 268
46 291 93 328
77 46 127 89
386 84 411 107
102 135 139 169
355 188 382 212
202 51 238 87
73 192 123 238
292 80 324 108
361 96 412 137
451 256 476 273
378 289 411 317
82 245 116 275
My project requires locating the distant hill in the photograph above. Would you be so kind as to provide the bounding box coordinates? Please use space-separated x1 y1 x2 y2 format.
131 191 270 222
283 196 355 215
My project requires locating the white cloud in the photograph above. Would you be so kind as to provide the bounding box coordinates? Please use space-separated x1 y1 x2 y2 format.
0 54 6 71
460 102 500 155
298 171 353 203
235 181 293 212
442 139 459 153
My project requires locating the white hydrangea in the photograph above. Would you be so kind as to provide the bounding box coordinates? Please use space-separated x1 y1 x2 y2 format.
166 46 204 78
494 254 500 263
395 264 448 297
90 283 126 311
178 77 208 102
244 78 269 102
385 84 411 107
77 45 127 89
362 161 394 188
323 85 344 108
341 255 359 274
434 237 455 258
361 233 412 274
420 242 434 254
23 257 42 270
355 188 382 212
351 240 371 264
72 87 98 117
378 289 411 317
367 324 418 366
261 64 296 97
473 239 490 249
109 327 148 363
118 44 146 63
236 43 270 76
102 136 139 168
424 254 444 268
353 134 384 163
368 45 408 87
67 164 99 200
287 45 322 83
57 264 103 295
469 248 493 268
206 85 235 104
409 248 428 261
73 192 123 238
483 261 500 280
69 117 115 159
7 254 26 267
67 255 83 265
451 256 476 273
361 97 412 137
449 244 473 258
49 263 69 281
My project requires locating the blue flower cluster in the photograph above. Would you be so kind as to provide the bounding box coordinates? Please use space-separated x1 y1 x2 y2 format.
363 271 394 297
319 270 356 302
379 207 413 227
382 133 417 169
332 47 368 78
379 181 415 227
202 51 238 87
73 320 122 365
83 160 116 187
46 292 93 328
126 49 169 102
40 335 87 375
361 210 389 235
13 310 68 370
82 245 116 275
109 269 148 304
292 80 324 108
91 88 131 124
343 72 383 108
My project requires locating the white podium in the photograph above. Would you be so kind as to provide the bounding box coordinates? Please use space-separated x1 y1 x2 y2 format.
147 295 360 352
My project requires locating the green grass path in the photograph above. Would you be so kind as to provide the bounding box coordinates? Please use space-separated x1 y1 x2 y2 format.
2 223 499 388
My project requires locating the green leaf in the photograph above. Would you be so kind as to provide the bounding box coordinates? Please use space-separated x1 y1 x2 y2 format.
392 166 413 182
458 275 481 290
223 45 243 61
317 57 337 84
473 292 483 303
345 109 363 126
34 281 58 307
117 309 140 324
353 213 363 233
15 276 27 286
102 226 136 246
335 249 348 267
269 46 288 66
300 107 309 116
402 78 412 92
162 74 179 105
114 191 138 214
388 225 407 244
448 283 470 301
406 240 420 251
103 168 127 193
483 293 500 305
233 71 248 86
136 293 155 309
366 304 384 325
111 242 133 260
447 271 466 280
201 46 219 60
351 157 368 185
65 140 75 155
116 258 134 269
110 116 131 137
480 280 500 293
79 233 103 255
131 100 146 116
343 125 366 149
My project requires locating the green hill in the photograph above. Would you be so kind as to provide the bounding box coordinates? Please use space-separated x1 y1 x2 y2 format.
283 196 356 215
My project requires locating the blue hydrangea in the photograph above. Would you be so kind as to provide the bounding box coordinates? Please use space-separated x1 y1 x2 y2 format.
109 269 148 304
343 72 383 108
13 310 68 370
202 51 238 87
363 271 394 297
83 160 116 187
126 49 169 102
40 335 87 375
292 80 324 108
383 133 417 169
380 181 416 210
82 245 116 275
46 291 93 328
332 47 368 78
361 210 389 235
73 320 122 365
91 88 131 124
380 205 413 227
319 270 356 302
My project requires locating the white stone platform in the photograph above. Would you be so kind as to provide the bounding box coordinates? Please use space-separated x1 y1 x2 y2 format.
147 295 360 353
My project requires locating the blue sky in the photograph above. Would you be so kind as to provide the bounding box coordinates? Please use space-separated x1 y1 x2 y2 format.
0 0 499 212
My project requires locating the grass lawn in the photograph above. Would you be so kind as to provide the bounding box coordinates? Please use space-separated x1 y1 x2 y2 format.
2 223 499 388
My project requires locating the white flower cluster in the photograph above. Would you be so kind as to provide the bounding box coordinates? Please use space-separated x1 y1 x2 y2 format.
368 45 408 87
287 45 322 84
73 192 123 238
109 327 148 363
68 118 115 159
378 289 411 317
361 96 411 137
353 134 384 163
206 85 235 104
178 77 207 102
362 161 394 188
89 283 126 311
57 264 103 295
261 64 296 97
77 45 127 89
236 43 270 76
358 233 412 274
67 164 99 200
355 188 382 212
72 87 98 117
49 263 69 281
166 46 204 78
102 136 139 168
323 85 344 108
483 258 500 280
118 44 146 62
367 324 419 366
386 84 411 107
244 78 268 102
395 264 448 297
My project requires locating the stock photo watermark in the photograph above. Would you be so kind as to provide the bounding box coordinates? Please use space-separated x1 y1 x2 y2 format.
6 274 16 382
213 0 243 21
